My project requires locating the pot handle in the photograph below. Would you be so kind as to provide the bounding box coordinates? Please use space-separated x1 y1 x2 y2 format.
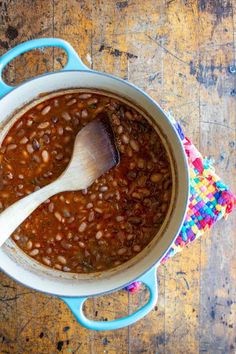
0 38 89 97
61 266 158 331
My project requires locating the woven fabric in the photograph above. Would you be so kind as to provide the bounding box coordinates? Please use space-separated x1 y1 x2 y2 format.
125 114 236 293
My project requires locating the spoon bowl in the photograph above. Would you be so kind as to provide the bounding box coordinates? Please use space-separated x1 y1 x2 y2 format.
0 115 119 247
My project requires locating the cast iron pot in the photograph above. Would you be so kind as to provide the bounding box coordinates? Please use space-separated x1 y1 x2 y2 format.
0 38 189 330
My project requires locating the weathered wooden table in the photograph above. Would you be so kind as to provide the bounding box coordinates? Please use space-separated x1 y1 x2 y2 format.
0 1 235 353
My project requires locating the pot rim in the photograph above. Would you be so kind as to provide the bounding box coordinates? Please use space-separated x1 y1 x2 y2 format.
0 69 189 297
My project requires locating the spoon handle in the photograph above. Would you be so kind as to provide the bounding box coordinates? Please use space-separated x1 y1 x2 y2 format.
0 181 62 247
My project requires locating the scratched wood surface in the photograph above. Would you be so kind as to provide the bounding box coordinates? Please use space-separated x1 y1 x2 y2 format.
0 1 235 353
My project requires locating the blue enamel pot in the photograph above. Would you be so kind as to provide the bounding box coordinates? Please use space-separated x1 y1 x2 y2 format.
0 38 189 330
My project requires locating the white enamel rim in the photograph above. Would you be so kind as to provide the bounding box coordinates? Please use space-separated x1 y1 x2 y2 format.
0 70 189 297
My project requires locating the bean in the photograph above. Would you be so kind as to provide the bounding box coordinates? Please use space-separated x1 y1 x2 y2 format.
42 150 49 163
95 231 103 240
32 138 40 150
63 136 71 144
35 243 41 248
57 127 64 135
17 129 26 137
30 249 39 256
54 211 62 222
138 175 148 187
139 188 150 196
150 151 158 163
65 126 73 131
55 152 64 161
86 202 93 209
119 145 125 153
150 173 162 183
131 192 142 199
32 155 41 164
79 241 85 248
66 98 77 106
111 114 120 125
61 240 72 250
42 257 51 266
7 144 17 151
117 125 123 134
57 255 67 265
125 111 133 120
127 171 136 181
73 117 80 126
130 139 139 152
147 161 153 170
27 120 33 126
79 93 92 99
81 109 88 118
38 121 50 129
114 261 121 266
20 137 28 144
99 186 108 192
164 190 171 201
137 158 145 169
164 179 171 190
121 134 129 144
55 264 62 270
87 98 98 105
43 134 50 144
127 234 134 240
53 99 59 107
78 222 87 232
13 234 20 241
161 203 168 213
29 131 36 140
41 106 51 115
94 106 104 116
116 215 124 222
129 162 136 170
67 216 75 224
127 147 133 157
116 191 121 200
63 209 71 218
117 248 127 255
90 193 96 201
128 216 142 224
62 112 71 121
51 116 59 123
94 207 103 214
63 266 71 272
133 245 141 252
48 202 54 212
26 241 33 250
6 172 13 180
5 136 13 144
88 211 95 222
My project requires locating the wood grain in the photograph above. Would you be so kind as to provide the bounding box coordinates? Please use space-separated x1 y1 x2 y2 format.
0 1 235 353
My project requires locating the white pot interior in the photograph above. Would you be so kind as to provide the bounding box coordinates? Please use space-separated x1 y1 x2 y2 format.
0 71 189 297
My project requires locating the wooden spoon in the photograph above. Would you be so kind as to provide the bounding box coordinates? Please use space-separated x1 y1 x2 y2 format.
0 114 119 247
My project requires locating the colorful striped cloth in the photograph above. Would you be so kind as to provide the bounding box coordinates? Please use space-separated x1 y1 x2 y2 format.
125 114 236 293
